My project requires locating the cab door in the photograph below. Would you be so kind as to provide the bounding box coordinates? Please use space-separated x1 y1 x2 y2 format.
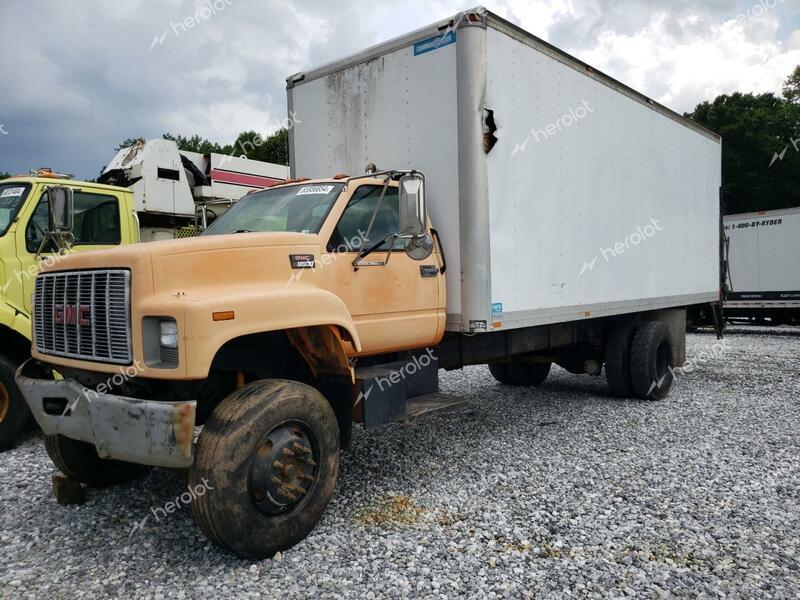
16 185 129 313
322 183 444 355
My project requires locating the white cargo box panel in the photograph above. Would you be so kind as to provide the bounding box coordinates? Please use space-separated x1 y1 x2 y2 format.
724 207 800 308
288 7 722 332
182 151 289 202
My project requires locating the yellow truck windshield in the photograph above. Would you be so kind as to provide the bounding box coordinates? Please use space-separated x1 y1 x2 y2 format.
203 183 344 236
0 183 31 236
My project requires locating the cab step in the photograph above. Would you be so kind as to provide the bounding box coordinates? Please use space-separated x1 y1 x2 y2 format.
354 350 444 428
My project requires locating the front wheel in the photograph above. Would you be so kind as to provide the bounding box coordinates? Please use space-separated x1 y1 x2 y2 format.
190 379 340 559
0 355 33 451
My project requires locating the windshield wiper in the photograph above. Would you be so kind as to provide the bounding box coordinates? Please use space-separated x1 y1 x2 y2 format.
233 229 253 234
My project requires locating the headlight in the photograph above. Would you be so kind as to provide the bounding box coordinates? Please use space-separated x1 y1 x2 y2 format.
143 317 179 369
159 320 179 349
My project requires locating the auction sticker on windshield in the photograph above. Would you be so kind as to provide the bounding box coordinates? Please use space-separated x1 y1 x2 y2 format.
296 185 335 196
0 187 25 198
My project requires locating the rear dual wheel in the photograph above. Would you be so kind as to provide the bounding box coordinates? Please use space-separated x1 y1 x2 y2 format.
605 320 674 400
190 379 339 559
488 358 551 387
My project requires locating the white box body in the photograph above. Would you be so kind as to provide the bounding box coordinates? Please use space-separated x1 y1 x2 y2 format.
288 7 722 332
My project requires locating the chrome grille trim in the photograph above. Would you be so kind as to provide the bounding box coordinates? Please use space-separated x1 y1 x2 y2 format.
34 269 132 365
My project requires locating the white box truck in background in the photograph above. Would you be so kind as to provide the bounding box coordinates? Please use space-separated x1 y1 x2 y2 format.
725 207 800 324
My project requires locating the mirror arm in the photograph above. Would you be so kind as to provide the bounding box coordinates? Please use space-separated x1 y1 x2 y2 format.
36 231 74 259
431 228 447 274
357 177 390 255
352 234 397 271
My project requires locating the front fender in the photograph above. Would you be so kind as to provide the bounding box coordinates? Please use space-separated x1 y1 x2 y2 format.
179 286 361 379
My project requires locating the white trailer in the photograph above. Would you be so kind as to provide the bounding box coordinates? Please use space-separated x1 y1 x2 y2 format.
724 207 800 323
288 6 722 336
101 139 289 238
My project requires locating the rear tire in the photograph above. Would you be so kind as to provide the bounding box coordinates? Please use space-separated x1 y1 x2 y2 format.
508 361 551 386
44 435 149 487
0 355 33 451
604 320 638 397
488 362 513 385
629 321 674 400
488 358 550 386
190 379 340 559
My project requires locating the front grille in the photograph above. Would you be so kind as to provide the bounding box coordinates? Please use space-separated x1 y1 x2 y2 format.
34 269 132 364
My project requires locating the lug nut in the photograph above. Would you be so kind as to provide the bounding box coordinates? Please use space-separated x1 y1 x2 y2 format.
292 442 311 455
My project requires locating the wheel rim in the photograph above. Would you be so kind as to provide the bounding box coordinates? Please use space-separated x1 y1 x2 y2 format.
0 381 8 423
248 420 319 516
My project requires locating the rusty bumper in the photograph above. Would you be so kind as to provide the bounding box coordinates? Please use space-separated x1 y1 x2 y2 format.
15 361 196 468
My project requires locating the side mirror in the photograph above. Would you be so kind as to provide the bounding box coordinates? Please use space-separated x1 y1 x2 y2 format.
47 186 74 233
398 173 427 238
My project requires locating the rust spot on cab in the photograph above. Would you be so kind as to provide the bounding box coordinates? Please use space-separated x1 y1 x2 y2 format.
172 402 196 458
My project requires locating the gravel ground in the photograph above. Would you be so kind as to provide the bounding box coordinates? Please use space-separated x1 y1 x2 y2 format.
2 326 799 599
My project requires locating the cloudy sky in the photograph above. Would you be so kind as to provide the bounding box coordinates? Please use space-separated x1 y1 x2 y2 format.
1 0 798 179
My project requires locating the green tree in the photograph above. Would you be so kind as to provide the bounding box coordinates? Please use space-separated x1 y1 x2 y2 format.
115 138 143 151
162 133 227 154
783 65 800 103
0 171 11 179
686 92 800 214
230 129 289 165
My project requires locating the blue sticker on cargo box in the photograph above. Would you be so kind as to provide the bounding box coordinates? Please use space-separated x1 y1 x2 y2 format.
492 303 503 315
414 31 456 56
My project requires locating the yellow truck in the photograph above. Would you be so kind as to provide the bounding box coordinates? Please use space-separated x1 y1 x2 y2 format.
0 141 288 449
16 9 721 559
0 176 140 449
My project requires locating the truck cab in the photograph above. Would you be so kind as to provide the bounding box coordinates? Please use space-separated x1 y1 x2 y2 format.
0 175 138 448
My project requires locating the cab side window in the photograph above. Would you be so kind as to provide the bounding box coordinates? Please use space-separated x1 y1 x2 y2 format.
328 185 405 252
26 191 121 253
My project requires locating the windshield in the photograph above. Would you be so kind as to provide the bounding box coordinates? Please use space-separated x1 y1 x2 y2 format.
0 183 31 237
202 183 344 236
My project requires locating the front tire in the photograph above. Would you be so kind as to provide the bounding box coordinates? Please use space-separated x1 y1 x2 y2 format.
190 379 340 559
0 355 33 451
44 435 149 487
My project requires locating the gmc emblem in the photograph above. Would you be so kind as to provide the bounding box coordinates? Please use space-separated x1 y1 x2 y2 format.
53 304 91 326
